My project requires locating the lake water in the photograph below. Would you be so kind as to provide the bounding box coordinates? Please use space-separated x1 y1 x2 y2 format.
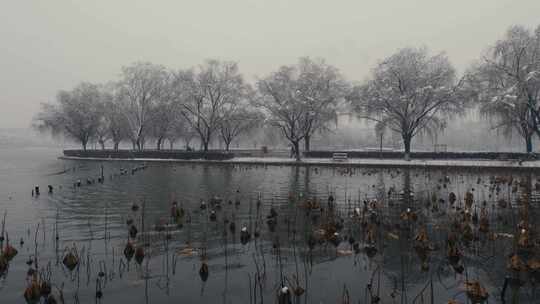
0 147 538 303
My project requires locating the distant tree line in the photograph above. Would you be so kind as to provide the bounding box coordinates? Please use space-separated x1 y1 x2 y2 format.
34 24 540 159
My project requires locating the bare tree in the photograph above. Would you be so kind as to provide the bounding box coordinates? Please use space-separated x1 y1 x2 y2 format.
150 75 182 150
97 83 130 151
106 99 130 151
256 66 312 160
219 105 264 151
295 57 349 151
349 48 468 159
117 62 168 151
173 60 247 152
94 116 110 150
163 118 186 150
469 24 540 152
151 100 181 150
91 84 116 150
181 125 198 150
33 82 105 150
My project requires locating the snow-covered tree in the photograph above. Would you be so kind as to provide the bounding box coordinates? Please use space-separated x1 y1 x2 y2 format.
34 82 105 150
256 66 310 160
295 57 349 151
349 47 468 159
469 24 540 152
117 62 168 150
173 60 248 151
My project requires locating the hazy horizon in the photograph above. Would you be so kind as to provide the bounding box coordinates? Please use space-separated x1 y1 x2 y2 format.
1 0 540 128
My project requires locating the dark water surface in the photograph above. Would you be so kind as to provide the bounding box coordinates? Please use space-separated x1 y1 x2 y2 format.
0 147 539 303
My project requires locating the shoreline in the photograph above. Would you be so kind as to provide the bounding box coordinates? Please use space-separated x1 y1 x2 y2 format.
58 155 540 170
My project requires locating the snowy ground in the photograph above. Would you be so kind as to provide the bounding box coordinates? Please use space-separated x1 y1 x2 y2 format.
59 155 540 169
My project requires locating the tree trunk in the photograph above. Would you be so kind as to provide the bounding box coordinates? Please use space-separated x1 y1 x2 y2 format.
136 136 143 151
169 140 173 150
304 135 311 151
99 140 105 150
202 131 211 152
156 137 163 151
114 142 119 151
225 141 231 151
526 134 533 153
82 141 87 151
293 140 301 161
402 134 411 161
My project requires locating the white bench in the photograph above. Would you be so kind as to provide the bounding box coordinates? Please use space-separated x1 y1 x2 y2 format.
332 152 348 161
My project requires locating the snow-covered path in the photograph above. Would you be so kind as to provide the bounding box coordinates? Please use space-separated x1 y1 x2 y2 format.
59 155 540 169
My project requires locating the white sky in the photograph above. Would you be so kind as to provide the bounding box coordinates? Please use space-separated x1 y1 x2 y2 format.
1 0 539 128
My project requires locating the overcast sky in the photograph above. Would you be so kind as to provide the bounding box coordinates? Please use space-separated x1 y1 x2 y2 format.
1 0 539 128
